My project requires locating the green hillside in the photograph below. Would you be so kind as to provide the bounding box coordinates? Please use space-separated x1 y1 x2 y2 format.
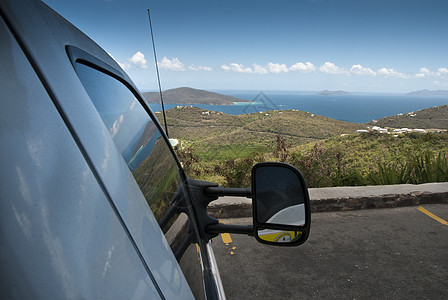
160 106 364 161
368 104 448 129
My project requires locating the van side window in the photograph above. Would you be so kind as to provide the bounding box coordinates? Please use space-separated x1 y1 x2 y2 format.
74 61 206 300
74 62 187 242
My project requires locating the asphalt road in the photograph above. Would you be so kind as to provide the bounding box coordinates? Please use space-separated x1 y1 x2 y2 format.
211 204 448 300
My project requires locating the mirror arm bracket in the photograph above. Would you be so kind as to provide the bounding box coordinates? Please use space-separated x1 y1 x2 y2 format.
206 223 254 236
204 186 251 198
186 178 253 242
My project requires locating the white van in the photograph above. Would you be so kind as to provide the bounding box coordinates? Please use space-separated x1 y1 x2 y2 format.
0 0 310 298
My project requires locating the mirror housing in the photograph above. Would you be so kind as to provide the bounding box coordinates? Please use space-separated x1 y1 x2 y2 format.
252 162 311 246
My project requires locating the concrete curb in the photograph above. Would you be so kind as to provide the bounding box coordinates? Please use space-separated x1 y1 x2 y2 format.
207 182 448 218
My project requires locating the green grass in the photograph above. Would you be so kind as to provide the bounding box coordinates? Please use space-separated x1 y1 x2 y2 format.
194 143 270 161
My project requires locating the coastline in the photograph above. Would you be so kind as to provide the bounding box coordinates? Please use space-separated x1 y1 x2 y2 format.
148 93 448 124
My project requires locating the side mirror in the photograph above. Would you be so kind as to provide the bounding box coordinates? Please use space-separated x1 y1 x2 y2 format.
252 162 311 246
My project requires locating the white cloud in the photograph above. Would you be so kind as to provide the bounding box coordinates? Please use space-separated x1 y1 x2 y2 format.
438 67 448 74
218 60 445 82
415 67 448 78
130 51 147 69
319 61 346 74
252 63 268 74
188 65 213 71
420 67 432 75
377 67 408 78
221 64 231 71
377 68 394 76
221 63 276 74
415 67 432 78
289 62 316 72
221 62 307 74
350 64 376 76
221 63 253 73
230 63 253 73
267 62 289 74
159 57 186 71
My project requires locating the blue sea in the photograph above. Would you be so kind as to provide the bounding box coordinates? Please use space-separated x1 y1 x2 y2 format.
148 91 448 124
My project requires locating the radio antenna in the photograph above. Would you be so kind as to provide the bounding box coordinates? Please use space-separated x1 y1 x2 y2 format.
147 9 169 137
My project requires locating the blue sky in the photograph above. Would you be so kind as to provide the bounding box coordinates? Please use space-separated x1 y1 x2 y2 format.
43 0 448 93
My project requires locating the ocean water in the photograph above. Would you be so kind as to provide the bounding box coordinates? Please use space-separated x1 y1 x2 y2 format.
148 91 448 124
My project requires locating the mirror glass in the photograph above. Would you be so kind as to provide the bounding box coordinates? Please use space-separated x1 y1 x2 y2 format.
257 229 303 243
254 165 306 227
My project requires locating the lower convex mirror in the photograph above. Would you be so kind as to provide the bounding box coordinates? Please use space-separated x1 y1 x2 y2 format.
252 162 311 246
257 229 303 243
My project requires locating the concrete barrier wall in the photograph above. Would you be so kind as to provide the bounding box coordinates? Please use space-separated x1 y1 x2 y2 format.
208 182 448 218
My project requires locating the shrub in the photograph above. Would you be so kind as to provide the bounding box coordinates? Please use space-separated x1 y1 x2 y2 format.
408 151 448 183
217 153 265 187
369 162 410 185
369 151 448 185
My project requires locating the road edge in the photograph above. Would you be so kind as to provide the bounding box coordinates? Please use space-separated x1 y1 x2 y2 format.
207 182 448 218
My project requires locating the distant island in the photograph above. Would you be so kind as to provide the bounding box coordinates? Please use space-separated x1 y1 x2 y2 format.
319 90 350 95
142 87 251 105
406 89 448 97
